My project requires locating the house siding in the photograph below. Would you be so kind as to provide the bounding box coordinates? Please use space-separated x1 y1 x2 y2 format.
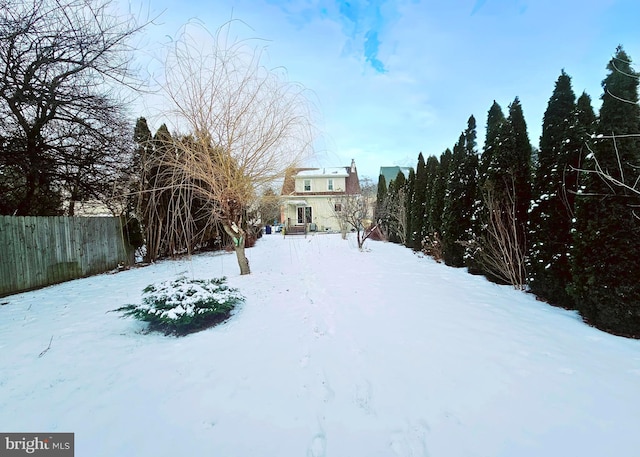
280 162 361 232
295 176 347 194
282 195 340 231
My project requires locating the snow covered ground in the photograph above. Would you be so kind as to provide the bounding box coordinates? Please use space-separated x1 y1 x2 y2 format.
1 233 639 456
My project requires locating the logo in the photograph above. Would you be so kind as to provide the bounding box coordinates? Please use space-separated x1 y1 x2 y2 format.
1 433 73 456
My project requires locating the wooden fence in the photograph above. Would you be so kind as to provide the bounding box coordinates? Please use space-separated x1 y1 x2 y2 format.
0 216 134 297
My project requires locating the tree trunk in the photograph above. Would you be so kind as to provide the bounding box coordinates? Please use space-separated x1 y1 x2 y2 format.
233 242 251 275
223 222 251 275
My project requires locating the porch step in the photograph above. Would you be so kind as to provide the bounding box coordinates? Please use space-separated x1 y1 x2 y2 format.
285 226 306 235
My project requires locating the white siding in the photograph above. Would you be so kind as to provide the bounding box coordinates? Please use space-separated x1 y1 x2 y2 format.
295 176 346 193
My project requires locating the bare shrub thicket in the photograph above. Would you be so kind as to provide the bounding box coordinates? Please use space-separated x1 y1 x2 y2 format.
461 180 527 289
421 232 444 263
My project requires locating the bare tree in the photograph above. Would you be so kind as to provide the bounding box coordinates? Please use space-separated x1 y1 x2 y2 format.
0 0 148 215
153 22 315 274
331 179 377 249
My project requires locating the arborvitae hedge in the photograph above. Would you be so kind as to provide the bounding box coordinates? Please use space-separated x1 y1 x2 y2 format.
442 116 478 267
410 153 428 250
528 71 581 309
570 46 640 336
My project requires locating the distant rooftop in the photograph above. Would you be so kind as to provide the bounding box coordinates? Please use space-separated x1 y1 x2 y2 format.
296 167 349 178
379 166 413 185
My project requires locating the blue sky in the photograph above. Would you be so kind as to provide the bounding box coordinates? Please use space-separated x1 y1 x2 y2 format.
133 0 640 181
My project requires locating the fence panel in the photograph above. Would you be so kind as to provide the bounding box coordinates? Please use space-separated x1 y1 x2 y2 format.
0 216 133 297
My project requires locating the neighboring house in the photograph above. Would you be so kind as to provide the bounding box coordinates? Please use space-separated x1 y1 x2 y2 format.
280 159 361 232
70 200 118 217
378 166 413 187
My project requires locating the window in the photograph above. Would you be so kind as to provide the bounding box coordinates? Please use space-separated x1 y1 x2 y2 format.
303 179 311 191
334 203 342 212
328 179 334 191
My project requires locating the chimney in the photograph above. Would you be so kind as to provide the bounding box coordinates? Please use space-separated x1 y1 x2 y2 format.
350 159 356 173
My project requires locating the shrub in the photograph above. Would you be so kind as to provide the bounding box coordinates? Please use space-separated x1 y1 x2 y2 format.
114 276 244 336
421 231 443 263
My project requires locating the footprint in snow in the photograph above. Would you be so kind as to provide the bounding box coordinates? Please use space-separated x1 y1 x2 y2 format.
354 380 375 416
389 419 430 457
307 433 326 457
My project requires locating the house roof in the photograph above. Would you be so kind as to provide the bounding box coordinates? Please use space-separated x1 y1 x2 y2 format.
378 166 413 186
281 160 361 196
296 167 349 178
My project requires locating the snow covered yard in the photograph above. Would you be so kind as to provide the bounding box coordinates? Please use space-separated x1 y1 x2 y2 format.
1 233 639 457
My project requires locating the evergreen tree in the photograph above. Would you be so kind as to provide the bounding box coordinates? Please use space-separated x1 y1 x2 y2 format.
472 99 531 286
410 153 428 250
424 155 440 234
528 71 581 308
134 118 153 160
375 174 387 220
468 102 507 276
428 149 452 236
478 101 507 185
142 124 176 261
392 171 407 191
442 116 479 267
504 97 533 236
576 92 597 138
570 46 640 336
131 117 153 213
387 170 408 244
375 174 389 237
122 117 154 250
404 168 415 247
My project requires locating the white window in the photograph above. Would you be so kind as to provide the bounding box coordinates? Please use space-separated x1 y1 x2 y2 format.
334 203 342 212
303 179 311 191
328 179 334 191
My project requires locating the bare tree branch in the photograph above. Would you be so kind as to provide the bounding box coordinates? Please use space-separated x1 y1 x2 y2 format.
0 0 151 215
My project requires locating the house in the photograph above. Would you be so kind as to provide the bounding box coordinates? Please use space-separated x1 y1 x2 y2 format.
280 159 361 233
378 166 413 187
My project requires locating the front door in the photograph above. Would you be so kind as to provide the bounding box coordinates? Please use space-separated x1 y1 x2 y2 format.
297 206 312 224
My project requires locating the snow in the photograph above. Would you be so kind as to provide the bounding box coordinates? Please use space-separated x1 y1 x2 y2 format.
1 233 640 456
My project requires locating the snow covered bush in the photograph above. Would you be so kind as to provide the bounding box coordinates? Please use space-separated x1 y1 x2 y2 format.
114 276 244 336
